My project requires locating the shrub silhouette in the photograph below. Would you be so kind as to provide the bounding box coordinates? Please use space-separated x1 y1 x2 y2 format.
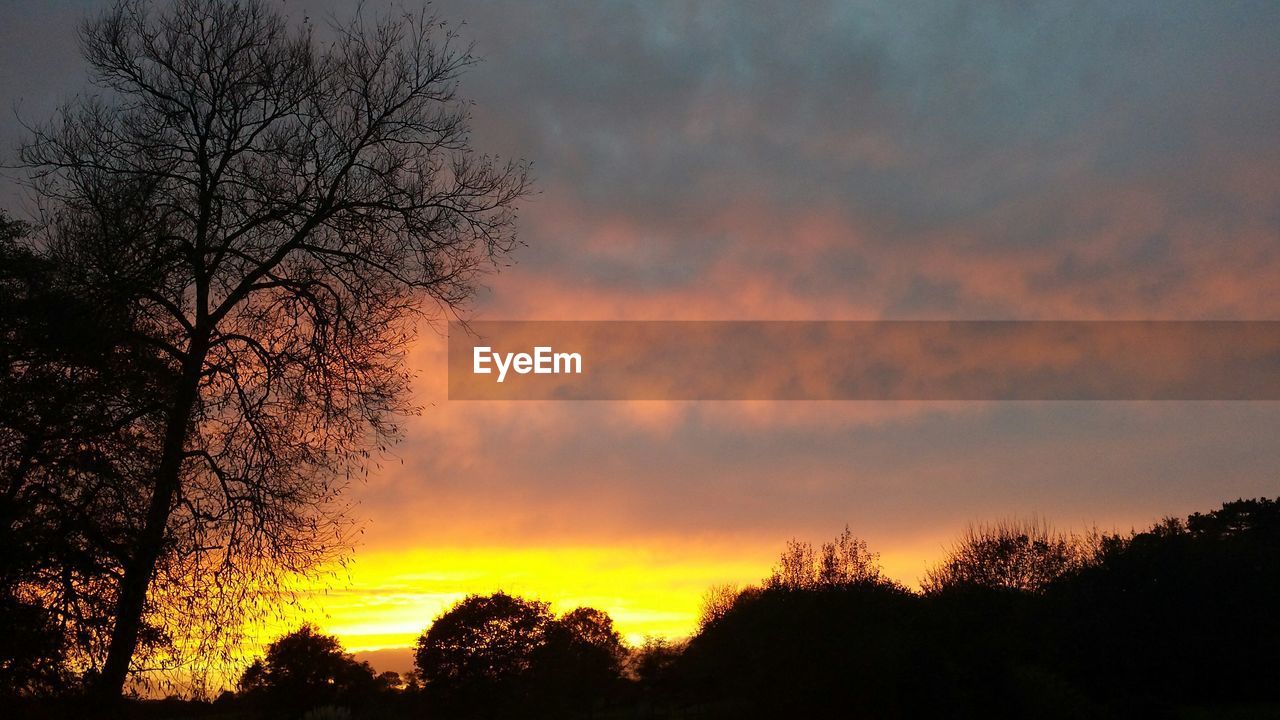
627 636 686 702
682 528 924 716
697 583 742 630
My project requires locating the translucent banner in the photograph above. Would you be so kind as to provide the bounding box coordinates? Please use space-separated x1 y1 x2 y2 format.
447 321 1280 400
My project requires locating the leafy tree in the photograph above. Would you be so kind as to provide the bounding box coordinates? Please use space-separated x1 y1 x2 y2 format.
19 0 528 696
415 593 630 716
624 636 686 716
374 670 405 692
0 210 173 694
679 530 921 715
530 607 626 713
818 525 884 586
767 538 816 589
1048 498 1280 704
0 213 68 696
684 578 919 716
237 658 267 694
0 594 68 699
237 624 376 715
628 636 685 688
415 592 552 707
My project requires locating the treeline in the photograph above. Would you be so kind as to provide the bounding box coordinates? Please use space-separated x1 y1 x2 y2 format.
680 499 1280 718
220 597 631 719
27 496 1273 719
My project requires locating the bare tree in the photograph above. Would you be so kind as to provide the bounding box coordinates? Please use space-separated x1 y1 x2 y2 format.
921 517 1098 594
767 538 817 589
766 526 883 590
817 525 882 586
697 583 740 629
20 0 528 697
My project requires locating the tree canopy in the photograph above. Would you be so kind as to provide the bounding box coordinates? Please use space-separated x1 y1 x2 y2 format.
414 592 626 716
238 624 377 715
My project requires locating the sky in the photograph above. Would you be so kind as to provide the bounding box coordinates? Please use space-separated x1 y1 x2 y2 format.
2 0 1279 671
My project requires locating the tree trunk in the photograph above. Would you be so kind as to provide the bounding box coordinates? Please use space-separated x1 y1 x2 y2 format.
94 341 206 698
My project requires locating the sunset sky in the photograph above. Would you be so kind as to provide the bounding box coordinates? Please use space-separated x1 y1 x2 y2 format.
2 0 1279 670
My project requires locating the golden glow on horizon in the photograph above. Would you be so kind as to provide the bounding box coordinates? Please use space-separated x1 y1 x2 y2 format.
261 540 944 654
285 545 765 651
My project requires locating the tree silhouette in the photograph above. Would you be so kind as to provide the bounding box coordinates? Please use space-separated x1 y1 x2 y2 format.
0 212 70 695
668 501 1280 716
921 517 1095 594
685 575 919 716
681 529 922 715
413 593 630 717
1047 498 1280 704
530 607 626 714
628 636 684 690
697 583 742 630
237 624 376 716
1 210 173 693
415 592 552 710
19 0 528 696
766 525 885 589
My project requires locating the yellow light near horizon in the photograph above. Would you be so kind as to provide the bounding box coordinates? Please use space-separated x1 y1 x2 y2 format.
231 534 945 669
278 544 774 653
148 536 943 695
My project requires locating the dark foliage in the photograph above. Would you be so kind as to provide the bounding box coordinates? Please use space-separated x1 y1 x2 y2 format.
683 581 922 717
7 497 1280 719
1 210 173 696
235 624 377 718
672 499 1280 718
922 517 1095 594
528 607 627 715
413 592 627 718
415 591 552 712
1045 498 1280 707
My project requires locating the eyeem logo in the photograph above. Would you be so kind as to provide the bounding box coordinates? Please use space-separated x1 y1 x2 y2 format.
473 346 583 383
